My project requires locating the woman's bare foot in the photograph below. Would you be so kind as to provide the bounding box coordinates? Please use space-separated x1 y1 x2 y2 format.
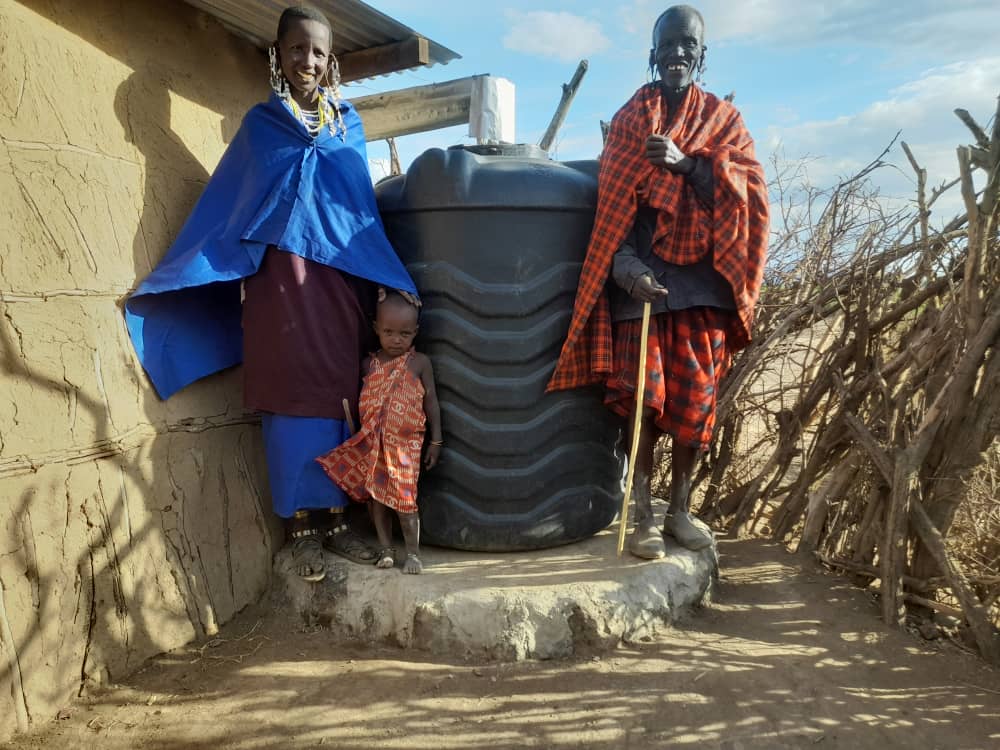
375 547 395 569
403 553 423 575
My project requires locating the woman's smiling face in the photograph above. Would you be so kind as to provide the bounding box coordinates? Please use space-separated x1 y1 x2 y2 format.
277 18 332 105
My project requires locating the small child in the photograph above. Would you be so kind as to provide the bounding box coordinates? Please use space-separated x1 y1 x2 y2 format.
317 292 442 574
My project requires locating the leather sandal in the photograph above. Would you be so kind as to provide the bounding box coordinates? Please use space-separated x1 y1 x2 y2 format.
290 531 326 582
323 523 377 564
628 524 667 559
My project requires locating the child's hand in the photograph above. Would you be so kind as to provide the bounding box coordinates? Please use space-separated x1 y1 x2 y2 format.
424 442 441 469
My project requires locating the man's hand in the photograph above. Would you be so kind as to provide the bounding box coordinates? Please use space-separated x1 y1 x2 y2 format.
645 135 695 174
631 274 669 302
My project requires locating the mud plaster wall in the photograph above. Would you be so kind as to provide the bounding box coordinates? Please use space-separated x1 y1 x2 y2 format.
0 0 281 738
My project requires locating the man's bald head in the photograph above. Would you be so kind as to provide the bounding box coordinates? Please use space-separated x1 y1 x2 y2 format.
653 5 705 44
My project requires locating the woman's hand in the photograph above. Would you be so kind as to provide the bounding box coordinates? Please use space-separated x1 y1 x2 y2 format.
631 274 669 303
377 286 422 307
398 290 422 307
424 443 441 469
645 135 695 174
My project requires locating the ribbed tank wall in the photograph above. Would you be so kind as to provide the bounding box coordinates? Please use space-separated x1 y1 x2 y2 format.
376 146 622 551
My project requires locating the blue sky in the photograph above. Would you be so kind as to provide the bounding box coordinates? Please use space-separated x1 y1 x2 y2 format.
347 1 1000 222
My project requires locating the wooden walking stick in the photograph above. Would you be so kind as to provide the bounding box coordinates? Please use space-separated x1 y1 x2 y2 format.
342 397 357 435
617 300 652 557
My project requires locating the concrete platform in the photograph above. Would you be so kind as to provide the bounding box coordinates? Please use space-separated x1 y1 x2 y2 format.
272 529 718 661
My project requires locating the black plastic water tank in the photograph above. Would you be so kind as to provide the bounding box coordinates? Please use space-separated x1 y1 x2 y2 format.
376 145 623 551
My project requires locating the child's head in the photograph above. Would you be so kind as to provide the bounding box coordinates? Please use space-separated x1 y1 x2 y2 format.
274 6 334 104
375 292 419 357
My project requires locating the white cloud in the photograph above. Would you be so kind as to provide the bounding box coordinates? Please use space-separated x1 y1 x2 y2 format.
765 57 1000 220
503 10 611 62
620 0 1000 54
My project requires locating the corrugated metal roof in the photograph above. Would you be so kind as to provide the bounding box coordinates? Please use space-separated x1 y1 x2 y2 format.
182 0 459 78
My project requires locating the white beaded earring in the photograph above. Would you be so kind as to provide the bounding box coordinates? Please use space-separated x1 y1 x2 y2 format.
269 45 290 99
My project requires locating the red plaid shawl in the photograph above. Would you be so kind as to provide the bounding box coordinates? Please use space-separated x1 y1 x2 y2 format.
547 83 769 392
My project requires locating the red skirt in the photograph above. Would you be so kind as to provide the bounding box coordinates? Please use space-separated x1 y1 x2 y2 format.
605 307 732 451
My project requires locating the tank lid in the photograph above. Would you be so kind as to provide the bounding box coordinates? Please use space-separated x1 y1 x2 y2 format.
376 146 597 212
450 144 549 160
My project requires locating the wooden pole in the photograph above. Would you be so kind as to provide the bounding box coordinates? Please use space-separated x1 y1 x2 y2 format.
342 398 357 435
538 60 589 152
617 301 652 557
387 137 402 176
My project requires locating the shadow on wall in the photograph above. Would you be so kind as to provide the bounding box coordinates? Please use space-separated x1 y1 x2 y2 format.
0 0 276 738
0 304 211 728
19 0 264 125
114 68 213 282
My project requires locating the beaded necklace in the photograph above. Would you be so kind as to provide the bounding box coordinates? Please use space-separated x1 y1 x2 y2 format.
287 87 346 140
298 108 322 137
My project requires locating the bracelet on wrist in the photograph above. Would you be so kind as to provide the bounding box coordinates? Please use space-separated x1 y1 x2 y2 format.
430 440 444 446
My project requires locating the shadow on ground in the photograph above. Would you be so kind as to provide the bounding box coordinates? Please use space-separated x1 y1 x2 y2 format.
7 540 1000 750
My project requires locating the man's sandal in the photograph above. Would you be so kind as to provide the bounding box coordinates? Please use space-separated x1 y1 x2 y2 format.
290 529 326 582
628 524 667 559
663 512 714 551
375 547 396 569
324 523 377 565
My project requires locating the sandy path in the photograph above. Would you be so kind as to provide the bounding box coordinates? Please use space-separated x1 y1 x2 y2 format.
6 540 999 749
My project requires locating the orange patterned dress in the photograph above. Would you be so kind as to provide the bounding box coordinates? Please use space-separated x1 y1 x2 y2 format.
316 350 426 513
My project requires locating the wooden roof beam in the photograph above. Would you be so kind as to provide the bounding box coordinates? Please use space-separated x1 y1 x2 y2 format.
352 76 483 142
339 36 430 82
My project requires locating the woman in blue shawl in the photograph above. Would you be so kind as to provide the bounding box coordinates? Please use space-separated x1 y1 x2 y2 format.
126 6 417 581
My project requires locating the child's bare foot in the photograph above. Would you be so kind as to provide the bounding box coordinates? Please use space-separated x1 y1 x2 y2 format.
398 512 421 574
375 547 395 569
403 553 423 575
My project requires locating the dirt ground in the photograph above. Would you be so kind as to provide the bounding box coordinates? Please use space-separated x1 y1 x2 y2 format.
6 539 1000 750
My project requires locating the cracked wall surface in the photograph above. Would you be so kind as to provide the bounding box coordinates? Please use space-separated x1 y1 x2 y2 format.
0 0 278 739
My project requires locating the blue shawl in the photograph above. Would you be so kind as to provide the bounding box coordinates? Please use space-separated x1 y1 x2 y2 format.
125 92 416 399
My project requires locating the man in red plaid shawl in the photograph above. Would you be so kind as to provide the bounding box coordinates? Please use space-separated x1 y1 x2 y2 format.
548 5 769 559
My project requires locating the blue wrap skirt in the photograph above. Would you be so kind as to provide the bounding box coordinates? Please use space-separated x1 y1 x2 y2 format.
261 414 352 518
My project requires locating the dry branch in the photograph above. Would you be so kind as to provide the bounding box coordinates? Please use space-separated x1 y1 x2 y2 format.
693 92 1000 662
